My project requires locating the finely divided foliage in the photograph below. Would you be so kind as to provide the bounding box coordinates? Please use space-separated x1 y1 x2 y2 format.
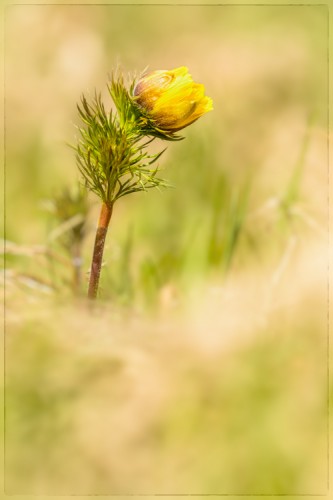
73 69 212 298
74 75 180 206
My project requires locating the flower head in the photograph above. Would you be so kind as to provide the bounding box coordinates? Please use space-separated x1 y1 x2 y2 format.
133 66 213 132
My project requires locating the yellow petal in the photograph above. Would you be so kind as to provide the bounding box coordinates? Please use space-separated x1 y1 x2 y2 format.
133 66 213 132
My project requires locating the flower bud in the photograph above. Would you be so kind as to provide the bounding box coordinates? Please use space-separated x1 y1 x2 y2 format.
133 66 213 132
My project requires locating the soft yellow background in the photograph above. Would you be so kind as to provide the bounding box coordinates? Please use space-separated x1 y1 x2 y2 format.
2 1 331 496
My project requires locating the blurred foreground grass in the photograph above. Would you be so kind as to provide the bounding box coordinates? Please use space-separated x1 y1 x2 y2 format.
2 3 330 495
4 243 328 494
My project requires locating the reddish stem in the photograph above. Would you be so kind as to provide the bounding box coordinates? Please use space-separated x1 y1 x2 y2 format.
88 202 113 299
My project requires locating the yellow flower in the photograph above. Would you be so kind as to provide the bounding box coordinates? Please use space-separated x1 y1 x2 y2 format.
133 66 213 132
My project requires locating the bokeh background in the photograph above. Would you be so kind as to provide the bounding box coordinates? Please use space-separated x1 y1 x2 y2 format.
3 3 330 495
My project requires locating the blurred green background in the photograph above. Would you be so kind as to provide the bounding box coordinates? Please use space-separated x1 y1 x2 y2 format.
3 3 330 495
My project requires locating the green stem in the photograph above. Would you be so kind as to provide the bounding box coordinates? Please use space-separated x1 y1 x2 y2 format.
88 202 113 299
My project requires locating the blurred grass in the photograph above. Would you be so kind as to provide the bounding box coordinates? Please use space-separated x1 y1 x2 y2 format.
2 3 330 495
4 284 327 494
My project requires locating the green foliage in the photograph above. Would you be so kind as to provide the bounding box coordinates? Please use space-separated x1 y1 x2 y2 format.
73 76 175 206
